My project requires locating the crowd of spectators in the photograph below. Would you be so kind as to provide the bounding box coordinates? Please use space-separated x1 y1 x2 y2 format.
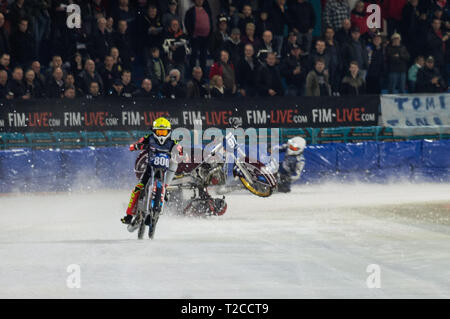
0 0 448 100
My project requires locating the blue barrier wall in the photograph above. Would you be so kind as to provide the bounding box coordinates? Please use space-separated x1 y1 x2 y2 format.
0 140 450 193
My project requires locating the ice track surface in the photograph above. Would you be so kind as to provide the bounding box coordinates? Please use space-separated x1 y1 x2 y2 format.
1 183 450 298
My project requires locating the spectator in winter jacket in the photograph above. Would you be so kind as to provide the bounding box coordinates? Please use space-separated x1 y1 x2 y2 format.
24 68 43 98
136 5 163 53
426 18 450 80
210 75 231 98
236 44 259 97
416 55 448 93
270 0 290 55
113 20 135 71
134 78 159 98
383 0 408 36
46 67 65 98
324 0 351 32
256 9 273 39
162 0 183 29
305 58 331 96
324 26 343 95
351 1 369 35
341 26 369 76
209 50 236 95
288 0 316 53
209 14 230 61
119 70 136 98
89 17 113 63
98 55 120 95
0 13 10 56
86 81 102 99
77 59 104 95
184 0 213 73
0 70 9 99
241 23 261 49
161 68 187 99
401 0 422 59
335 18 352 45
281 31 299 59
162 19 190 81
145 47 166 91
408 55 425 92
340 61 366 95
10 19 36 67
282 44 307 96
386 33 410 93
222 28 244 69
256 52 284 97
186 66 210 99
256 30 278 63
237 4 256 35
308 39 331 73
0 53 11 76
31 60 46 90
366 32 385 94
8 67 29 99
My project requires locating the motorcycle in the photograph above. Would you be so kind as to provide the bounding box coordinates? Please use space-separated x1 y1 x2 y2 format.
133 131 278 217
128 152 169 239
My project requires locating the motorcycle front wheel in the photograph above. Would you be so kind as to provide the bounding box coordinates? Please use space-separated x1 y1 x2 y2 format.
239 176 273 197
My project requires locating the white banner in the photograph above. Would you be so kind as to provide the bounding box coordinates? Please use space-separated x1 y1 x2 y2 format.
381 94 450 128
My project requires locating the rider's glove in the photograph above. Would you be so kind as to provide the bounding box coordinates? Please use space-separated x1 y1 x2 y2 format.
129 144 137 151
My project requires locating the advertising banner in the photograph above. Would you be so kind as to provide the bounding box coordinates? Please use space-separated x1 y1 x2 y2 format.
0 96 380 133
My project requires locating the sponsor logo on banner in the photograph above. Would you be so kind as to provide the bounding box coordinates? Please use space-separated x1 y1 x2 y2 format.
381 94 449 127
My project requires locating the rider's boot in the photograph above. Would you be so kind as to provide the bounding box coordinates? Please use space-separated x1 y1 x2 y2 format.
121 183 144 224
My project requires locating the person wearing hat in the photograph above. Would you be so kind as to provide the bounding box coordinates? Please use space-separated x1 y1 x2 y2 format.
341 25 369 78
366 31 385 94
386 32 410 93
416 55 447 93
209 13 230 60
281 31 299 59
162 1 182 29
108 78 125 97
222 27 244 67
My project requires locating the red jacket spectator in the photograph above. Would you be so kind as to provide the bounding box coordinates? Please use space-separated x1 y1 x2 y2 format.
351 2 369 35
383 0 408 21
209 60 235 78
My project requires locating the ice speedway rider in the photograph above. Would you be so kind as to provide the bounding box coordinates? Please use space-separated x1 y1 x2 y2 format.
271 136 306 193
121 117 182 224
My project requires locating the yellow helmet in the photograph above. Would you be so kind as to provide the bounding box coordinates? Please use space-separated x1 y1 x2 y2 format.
152 117 171 145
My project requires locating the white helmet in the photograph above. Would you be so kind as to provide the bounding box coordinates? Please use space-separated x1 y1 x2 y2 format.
287 136 306 156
